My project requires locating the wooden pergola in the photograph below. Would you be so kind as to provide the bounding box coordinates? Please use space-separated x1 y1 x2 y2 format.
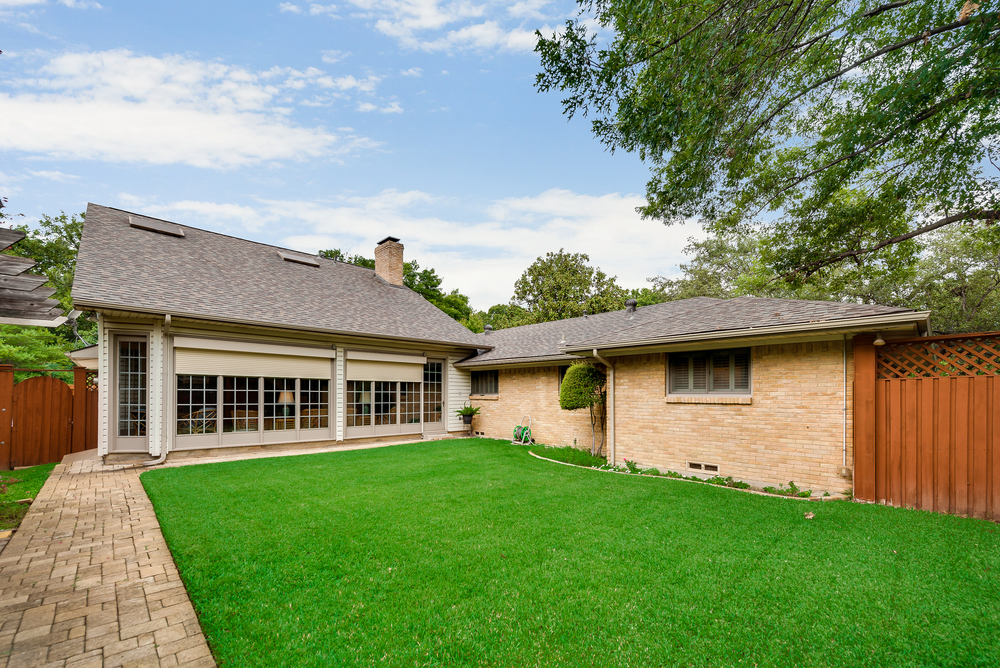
0 228 66 327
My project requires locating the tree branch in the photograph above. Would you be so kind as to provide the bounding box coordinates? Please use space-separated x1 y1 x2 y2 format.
790 209 1000 278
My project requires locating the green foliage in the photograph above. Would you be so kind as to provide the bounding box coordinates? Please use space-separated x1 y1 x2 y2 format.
0 326 74 368
460 303 535 333
763 481 813 498
454 404 481 417
513 249 627 322
143 438 1000 668
558 362 605 411
536 0 1000 277
0 463 56 531
319 249 473 321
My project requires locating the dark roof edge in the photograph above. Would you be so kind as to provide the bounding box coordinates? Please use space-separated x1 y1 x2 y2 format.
76 299 492 351
454 353 586 368
561 310 932 353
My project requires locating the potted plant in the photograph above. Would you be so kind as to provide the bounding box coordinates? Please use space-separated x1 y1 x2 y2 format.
455 403 481 425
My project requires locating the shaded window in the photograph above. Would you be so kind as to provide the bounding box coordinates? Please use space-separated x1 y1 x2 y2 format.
264 378 297 430
423 362 443 424
177 375 218 435
558 365 570 389
471 370 498 395
347 380 372 427
222 377 259 433
300 379 329 429
669 349 750 394
374 381 397 425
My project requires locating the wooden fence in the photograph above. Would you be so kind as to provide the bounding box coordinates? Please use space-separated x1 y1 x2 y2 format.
0 365 98 469
855 333 1000 520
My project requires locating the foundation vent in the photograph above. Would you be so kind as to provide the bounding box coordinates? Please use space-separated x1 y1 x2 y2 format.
687 461 719 473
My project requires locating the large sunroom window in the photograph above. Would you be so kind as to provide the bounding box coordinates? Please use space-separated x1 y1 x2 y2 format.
223 377 259 432
300 379 329 429
669 349 750 394
177 375 218 434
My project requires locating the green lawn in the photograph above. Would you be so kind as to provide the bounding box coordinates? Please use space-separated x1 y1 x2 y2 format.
141 439 1000 668
0 462 56 531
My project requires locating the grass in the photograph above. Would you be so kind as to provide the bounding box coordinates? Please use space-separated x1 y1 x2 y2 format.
528 443 607 467
142 438 1000 668
0 463 56 531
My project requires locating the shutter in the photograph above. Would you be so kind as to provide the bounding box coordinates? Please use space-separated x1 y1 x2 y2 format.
345 360 424 382
734 350 750 390
175 348 331 379
691 354 708 391
671 355 690 391
712 353 732 391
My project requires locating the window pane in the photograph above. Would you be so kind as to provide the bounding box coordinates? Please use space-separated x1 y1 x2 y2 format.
347 380 372 427
374 381 397 425
671 356 690 391
223 377 259 432
691 355 708 391
734 351 750 390
300 379 329 429
400 382 421 424
264 378 296 430
472 370 498 395
118 340 147 436
176 375 218 435
712 353 732 391
423 362 442 424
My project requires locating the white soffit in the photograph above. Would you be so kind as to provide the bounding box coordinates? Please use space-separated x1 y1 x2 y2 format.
173 336 336 358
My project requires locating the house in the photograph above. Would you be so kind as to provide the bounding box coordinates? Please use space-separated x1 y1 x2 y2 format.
74 203 931 494
460 297 930 493
72 204 488 460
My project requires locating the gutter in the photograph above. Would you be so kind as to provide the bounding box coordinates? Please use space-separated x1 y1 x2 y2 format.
591 349 615 466
560 310 931 354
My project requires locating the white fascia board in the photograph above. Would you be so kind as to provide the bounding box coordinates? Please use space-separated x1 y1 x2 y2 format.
561 311 932 354
173 336 337 358
0 315 67 327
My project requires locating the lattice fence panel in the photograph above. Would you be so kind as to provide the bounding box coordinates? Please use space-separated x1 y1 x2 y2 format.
877 335 1000 379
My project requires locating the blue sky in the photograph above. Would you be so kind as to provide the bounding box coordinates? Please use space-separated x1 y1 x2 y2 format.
1 0 699 308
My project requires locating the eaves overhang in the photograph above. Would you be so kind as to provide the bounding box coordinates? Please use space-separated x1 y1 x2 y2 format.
560 310 932 355
75 299 493 352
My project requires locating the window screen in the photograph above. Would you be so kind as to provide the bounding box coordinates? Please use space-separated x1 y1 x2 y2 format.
471 370 498 395
669 349 750 393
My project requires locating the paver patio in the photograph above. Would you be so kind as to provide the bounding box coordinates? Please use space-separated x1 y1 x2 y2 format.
0 437 436 668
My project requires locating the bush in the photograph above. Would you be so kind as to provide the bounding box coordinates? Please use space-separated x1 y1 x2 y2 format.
558 363 605 410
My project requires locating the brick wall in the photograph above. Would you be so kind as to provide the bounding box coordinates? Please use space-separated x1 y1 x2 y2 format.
470 366 605 450
614 340 854 494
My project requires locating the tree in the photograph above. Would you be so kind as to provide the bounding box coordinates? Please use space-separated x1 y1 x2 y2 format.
558 362 607 456
460 303 534 333
513 249 627 322
319 249 473 322
536 0 1000 279
1 211 94 369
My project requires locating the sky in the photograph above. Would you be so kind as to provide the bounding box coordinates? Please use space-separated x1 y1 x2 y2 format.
0 0 701 310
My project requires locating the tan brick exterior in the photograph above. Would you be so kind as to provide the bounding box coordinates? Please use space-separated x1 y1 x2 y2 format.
470 366 606 450
374 239 404 286
614 340 854 494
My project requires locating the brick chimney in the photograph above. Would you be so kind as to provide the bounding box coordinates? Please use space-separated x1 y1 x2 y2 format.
375 236 404 286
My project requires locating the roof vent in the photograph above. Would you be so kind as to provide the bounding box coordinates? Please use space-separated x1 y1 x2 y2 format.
278 251 320 267
484 324 493 335
129 215 185 238
625 298 638 314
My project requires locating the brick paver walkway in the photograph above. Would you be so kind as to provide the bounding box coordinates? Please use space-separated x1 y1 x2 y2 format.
0 435 441 667
0 453 214 668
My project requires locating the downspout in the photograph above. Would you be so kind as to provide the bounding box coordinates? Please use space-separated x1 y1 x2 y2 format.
592 349 614 465
143 314 172 467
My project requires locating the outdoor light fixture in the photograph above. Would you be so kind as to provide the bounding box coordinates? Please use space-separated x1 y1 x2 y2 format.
873 332 885 346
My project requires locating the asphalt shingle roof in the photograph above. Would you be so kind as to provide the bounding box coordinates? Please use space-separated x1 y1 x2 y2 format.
73 204 486 349
458 296 920 366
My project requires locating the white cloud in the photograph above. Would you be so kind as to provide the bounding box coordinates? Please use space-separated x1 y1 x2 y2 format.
400 67 422 77
309 3 337 14
320 49 350 63
1 50 380 169
416 20 537 51
0 0 101 6
507 0 548 19
139 189 699 308
27 169 80 182
356 102 377 112
380 101 403 113
278 2 301 12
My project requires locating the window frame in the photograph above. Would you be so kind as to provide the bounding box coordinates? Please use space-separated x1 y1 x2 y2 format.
667 348 752 395
471 369 499 396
